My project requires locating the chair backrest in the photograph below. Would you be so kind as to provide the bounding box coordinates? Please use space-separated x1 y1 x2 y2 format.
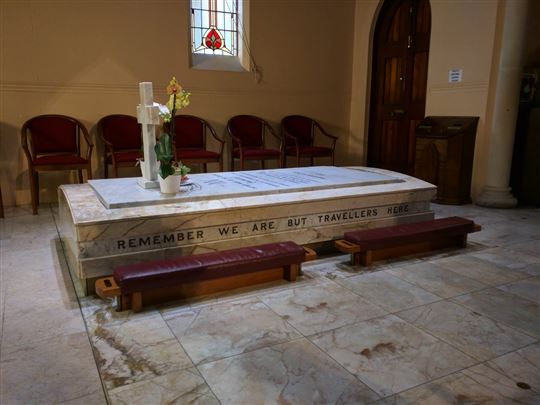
281 115 314 147
98 115 141 151
22 115 83 156
227 115 265 147
174 115 206 149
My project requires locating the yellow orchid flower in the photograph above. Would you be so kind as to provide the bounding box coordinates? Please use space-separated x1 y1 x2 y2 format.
166 76 182 95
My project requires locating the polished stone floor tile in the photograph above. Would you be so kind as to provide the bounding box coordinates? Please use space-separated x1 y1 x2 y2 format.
435 254 530 286
498 276 540 303
397 300 536 361
1 244 66 274
57 390 108 405
301 253 360 280
383 363 539 404
80 295 161 331
310 314 475 397
453 288 540 338
0 332 105 404
387 261 487 298
335 271 440 312
487 343 540 394
3 263 78 312
199 338 379 404
164 298 301 365
108 367 219 405
471 247 540 277
1 303 86 350
3 203 539 404
259 279 387 335
507 239 540 257
468 219 539 247
90 314 193 389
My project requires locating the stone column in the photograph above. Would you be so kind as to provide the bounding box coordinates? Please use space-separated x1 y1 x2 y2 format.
476 0 529 208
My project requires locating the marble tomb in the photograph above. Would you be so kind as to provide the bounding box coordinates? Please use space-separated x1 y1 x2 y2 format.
58 166 436 294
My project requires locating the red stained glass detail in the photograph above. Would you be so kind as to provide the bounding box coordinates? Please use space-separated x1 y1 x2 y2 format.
205 28 223 50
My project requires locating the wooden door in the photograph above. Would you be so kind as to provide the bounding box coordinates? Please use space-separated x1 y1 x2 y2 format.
367 0 431 174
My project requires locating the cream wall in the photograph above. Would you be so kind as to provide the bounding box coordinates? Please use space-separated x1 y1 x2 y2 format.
0 0 355 207
0 0 526 208
425 0 499 199
348 0 502 199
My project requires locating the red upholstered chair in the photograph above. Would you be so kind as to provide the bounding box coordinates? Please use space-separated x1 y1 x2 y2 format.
281 115 338 167
173 115 225 172
21 114 93 215
97 114 142 178
227 115 283 171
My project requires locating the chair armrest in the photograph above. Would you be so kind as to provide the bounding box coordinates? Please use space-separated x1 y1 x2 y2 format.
265 122 283 150
282 130 300 150
314 122 338 149
80 125 94 161
207 123 226 154
20 125 35 163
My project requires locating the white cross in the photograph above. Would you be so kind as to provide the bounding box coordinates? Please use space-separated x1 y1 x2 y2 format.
136 82 160 189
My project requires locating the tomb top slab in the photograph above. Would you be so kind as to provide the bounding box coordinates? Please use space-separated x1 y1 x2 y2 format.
89 166 402 209
61 167 434 226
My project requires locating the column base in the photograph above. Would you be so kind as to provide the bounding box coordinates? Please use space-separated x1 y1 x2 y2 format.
475 185 517 208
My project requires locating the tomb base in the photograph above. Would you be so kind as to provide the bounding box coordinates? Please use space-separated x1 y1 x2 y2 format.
58 166 436 296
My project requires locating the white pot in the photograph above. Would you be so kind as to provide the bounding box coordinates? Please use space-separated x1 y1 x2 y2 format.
158 174 181 194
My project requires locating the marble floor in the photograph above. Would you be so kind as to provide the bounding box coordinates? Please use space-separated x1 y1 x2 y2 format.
0 203 539 404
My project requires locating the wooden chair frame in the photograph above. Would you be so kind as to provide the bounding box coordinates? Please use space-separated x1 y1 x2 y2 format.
281 115 338 167
21 114 93 215
173 115 225 172
227 115 283 171
97 114 142 178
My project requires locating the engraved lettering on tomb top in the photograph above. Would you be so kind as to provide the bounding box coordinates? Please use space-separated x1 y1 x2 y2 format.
89 166 403 209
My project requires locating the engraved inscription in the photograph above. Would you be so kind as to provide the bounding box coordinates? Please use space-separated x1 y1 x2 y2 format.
108 203 413 252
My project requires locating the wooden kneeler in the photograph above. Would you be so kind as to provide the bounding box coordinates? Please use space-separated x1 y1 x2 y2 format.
335 216 481 266
96 242 317 312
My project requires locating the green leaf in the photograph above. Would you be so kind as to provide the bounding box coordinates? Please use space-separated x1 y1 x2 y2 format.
154 132 176 180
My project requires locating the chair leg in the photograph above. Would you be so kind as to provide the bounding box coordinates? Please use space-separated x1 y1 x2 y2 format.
261 160 265 170
310 157 314 166
331 153 335 166
296 154 300 167
113 165 118 178
219 158 223 172
29 169 38 215
87 164 93 180
0 185 4 218
240 156 245 171
203 163 208 173
34 172 40 206
78 170 83 183
231 154 235 171
104 157 109 179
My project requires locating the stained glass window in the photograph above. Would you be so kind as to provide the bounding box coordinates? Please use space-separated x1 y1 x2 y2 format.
191 0 238 56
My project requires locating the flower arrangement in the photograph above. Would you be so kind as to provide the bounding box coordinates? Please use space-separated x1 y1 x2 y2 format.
155 77 191 180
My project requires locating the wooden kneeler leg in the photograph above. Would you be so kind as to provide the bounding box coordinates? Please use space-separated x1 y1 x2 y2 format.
131 292 143 313
335 239 361 265
360 250 373 266
284 264 299 281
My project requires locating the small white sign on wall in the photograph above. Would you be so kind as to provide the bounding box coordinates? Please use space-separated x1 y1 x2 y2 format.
449 69 463 83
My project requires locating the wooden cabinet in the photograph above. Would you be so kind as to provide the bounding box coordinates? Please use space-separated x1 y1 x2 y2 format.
414 117 479 204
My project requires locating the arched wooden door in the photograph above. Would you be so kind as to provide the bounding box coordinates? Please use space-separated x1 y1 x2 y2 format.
367 0 431 174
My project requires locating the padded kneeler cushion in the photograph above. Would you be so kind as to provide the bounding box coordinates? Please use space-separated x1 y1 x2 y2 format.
114 241 305 294
344 216 476 251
